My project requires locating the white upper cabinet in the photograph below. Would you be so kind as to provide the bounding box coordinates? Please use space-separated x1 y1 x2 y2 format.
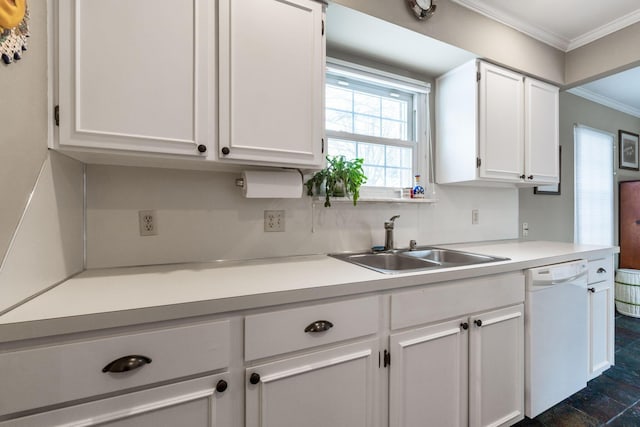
524 78 560 185
218 0 325 168
53 0 215 159
436 60 559 186
478 62 524 182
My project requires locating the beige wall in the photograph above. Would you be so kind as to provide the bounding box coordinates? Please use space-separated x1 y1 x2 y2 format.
333 0 566 84
565 22 640 86
0 3 49 265
519 92 640 243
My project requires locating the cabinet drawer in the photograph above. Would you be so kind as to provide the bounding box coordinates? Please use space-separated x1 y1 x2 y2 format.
0 320 230 417
245 296 379 361
391 272 525 330
588 257 614 284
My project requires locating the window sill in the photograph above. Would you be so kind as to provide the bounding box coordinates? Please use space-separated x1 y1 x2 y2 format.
311 196 437 204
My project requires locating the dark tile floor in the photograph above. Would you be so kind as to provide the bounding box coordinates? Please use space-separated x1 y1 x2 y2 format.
514 311 640 426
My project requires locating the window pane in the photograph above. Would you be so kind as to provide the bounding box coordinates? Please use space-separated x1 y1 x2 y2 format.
364 165 385 187
354 114 380 137
358 142 385 166
381 119 405 140
386 168 403 188
381 98 407 121
574 126 613 245
326 85 353 111
386 146 412 169
353 92 381 116
326 109 353 133
327 139 356 158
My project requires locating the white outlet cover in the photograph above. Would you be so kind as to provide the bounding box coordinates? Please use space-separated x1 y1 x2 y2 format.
264 210 285 232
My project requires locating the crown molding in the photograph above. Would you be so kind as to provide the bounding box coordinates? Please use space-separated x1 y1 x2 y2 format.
568 87 640 118
450 0 570 51
567 8 640 50
451 0 640 52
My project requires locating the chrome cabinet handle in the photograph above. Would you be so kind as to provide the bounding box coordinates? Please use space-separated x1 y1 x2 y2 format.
102 355 152 373
304 320 334 333
597 267 607 274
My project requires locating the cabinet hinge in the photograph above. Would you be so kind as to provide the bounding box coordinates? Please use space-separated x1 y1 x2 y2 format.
476 157 481 168
54 105 60 127
384 349 391 368
476 71 481 82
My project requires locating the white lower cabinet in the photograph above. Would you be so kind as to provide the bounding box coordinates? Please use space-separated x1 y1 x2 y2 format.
0 374 231 427
468 305 524 427
245 339 379 427
0 319 233 427
389 305 524 427
587 257 615 379
390 318 468 427
389 273 525 427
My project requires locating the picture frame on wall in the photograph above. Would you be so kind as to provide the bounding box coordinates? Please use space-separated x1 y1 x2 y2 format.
619 130 640 171
534 146 561 195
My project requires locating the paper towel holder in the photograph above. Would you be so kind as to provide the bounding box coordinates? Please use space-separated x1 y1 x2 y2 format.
236 169 305 199
235 169 304 189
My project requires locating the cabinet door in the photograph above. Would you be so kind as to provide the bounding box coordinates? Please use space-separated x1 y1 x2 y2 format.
56 0 214 157
469 304 524 427
588 281 614 379
389 318 468 427
0 375 231 427
524 78 559 184
245 340 378 427
218 0 325 167
478 62 524 182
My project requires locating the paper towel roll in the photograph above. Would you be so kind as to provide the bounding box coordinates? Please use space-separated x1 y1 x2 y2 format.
242 170 303 198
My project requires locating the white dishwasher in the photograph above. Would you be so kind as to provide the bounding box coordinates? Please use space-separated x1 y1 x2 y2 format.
525 259 589 418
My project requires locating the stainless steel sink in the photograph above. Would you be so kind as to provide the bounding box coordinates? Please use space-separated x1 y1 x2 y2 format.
402 248 504 265
329 247 509 274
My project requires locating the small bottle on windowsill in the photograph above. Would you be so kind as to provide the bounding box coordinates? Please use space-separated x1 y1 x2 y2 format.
412 174 425 199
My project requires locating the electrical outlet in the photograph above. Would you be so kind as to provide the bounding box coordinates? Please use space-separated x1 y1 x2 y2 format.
472 209 479 225
264 210 285 232
522 222 529 237
139 210 158 236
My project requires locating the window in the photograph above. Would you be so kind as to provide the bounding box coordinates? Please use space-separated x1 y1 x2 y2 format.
325 59 430 189
574 125 614 245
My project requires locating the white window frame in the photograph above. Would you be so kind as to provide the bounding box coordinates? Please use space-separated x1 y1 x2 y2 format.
574 124 615 246
325 58 431 196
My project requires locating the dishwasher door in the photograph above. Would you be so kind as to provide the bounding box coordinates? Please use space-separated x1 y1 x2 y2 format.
525 259 589 418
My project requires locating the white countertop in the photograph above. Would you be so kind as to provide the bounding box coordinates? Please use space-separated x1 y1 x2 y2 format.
0 241 618 342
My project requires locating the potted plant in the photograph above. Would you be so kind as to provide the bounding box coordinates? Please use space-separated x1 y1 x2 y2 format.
305 155 367 207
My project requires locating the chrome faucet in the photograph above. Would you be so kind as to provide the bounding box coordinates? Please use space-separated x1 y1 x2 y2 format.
384 215 400 251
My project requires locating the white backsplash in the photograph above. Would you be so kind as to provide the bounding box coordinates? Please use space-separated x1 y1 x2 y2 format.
86 165 519 268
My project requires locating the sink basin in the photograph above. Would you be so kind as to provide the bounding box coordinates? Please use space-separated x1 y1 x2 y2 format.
332 252 441 274
402 248 504 265
329 247 509 274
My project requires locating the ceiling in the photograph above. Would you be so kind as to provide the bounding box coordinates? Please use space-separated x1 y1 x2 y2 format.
451 0 640 52
451 0 640 118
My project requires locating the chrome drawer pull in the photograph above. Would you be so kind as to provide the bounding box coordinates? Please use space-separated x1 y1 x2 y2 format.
304 320 334 333
102 355 152 373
